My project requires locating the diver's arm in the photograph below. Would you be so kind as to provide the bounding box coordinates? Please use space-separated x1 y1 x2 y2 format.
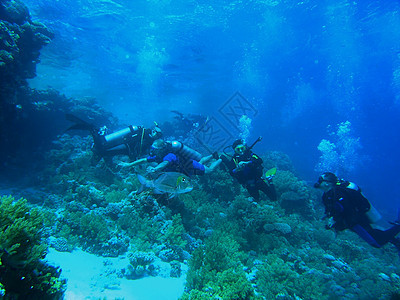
155 161 169 171
119 158 148 168
236 161 251 170
148 161 169 173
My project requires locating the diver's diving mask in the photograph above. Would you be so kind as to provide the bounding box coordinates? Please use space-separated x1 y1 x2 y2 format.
234 144 246 154
314 174 336 188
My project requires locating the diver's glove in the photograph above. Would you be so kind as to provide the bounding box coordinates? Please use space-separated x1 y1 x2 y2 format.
146 166 156 173
325 217 335 230
212 151 220 160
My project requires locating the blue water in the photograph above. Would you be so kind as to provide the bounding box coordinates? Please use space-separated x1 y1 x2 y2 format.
25 0 400 216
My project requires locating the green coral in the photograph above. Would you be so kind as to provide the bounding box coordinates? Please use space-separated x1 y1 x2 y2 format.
126 251 156 278
182 267 259 300
61 211 112 252
118 204 163 251
183 230 258 299
256 253 328 299
0 196 66 299
165 214 187 249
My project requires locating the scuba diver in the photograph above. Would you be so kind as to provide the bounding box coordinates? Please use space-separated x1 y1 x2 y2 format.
66 114 162 162
123 139 222 177
171 110 208 130
161 110 209 139
314 172 400 253
220 137 277 202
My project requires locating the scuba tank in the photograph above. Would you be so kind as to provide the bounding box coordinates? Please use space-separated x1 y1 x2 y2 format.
344 181 382 224
365 204 382 224
103 125 139 149
170 141 202 162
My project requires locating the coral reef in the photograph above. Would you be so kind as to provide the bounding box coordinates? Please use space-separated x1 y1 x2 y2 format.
4 131 398 298
182 230 259 299
126 251 156 279
0 195 66 299
0 0 116 171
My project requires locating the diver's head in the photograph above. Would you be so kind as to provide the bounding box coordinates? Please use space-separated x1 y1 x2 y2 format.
150 139 167 156
232 139 246 155
314 172 338 191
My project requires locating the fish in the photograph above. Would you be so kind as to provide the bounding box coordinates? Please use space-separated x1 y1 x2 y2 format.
136 172 193 197
264 167 277 183
265 167 277 178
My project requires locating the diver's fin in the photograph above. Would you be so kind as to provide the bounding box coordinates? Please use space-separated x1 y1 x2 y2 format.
66 123 93 131
133 174 150 195
265 167 277 178
137 174 147 185
392 208 400 224
397 208 400 223
167 193 177 199
65 114 96 132
390 208 400 226
171 110 184 117
137 174 154 189
153 188 164 195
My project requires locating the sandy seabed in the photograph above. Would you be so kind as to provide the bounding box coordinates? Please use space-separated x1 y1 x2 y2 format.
46 248 187 300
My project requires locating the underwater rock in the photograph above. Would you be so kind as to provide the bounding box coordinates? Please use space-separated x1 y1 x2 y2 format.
0 3 53 83
100 235 129 257
0 0 29 24
158 248 180 262
391 273 400 283
281 191 305 202
274 222 292 234
330 284 346 297
379 273 391 282
105 202 124 220
170 260 182 278
49 236 71 252
331 259 351 272
126 251 156 279
89 186 105 202
322 253 336 261
263 222 292 234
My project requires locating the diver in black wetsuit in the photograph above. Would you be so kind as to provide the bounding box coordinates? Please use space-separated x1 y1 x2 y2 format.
66 114 162 161
314 172 400 252
220 139 277 202
161 111 209 140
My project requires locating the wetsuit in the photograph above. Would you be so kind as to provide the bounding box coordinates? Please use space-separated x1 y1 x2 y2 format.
147 142 205 176
323 182 400 249
147 153 204 176
221 152 277 201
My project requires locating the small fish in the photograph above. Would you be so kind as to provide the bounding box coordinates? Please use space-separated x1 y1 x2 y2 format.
264 167 277 183
265 167 277 178
136 172 193 197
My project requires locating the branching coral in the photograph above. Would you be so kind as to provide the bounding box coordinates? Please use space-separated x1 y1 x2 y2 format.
183 229 259 299
0 196 66 299
256 253 329 299
126 251 156 279
165 214 187 249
